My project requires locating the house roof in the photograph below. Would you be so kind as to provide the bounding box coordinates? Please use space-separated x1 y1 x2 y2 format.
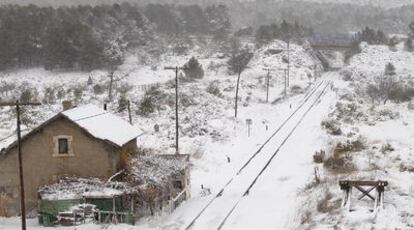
0 104 143 155
61 105 143 147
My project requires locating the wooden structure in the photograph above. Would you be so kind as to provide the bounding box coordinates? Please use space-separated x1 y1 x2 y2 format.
339 180 388 212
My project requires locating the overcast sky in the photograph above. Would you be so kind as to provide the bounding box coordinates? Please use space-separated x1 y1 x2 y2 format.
1 0 413 8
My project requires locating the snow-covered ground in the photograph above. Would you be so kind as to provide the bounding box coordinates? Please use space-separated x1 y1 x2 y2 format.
0 40 325 229
3 39 413 230
293 43 414 229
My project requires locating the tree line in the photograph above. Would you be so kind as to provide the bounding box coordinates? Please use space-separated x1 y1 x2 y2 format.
0 3 231 71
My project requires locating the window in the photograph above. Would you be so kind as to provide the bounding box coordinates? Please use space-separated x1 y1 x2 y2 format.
58 138 68 154
173 180 183 190
53 135 73 157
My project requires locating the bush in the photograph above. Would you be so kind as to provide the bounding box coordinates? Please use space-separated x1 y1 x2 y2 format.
317 191 334 213
118 94 128 112
380 143 394 154
183 56 204 79
73 86 84 102
313 150 325 163
20 89 38 103
290 85 304 94
206 82 222 97
340 69 353 81
321 119 342 135
138 97 155 116
93 84 104 95
323 138 365 173
43 87 56 104
389 85 414 103
138 86 161 116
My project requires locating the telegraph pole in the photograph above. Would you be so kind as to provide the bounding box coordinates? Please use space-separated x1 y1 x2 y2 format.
284 69 288 97
165 66 188 154
263 68 271 103
0 101 41 230
287 38 290 88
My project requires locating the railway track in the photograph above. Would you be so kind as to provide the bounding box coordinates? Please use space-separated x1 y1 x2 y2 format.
183 81 329 230
216 82 330 230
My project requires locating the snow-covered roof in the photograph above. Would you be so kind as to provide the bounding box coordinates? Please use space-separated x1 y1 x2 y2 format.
61 105 143 147
0 104 143 155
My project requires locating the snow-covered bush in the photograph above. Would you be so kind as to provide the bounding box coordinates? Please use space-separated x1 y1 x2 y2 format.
339 69 353 81
184 56 204 79
321 119 342 135
42 87 57 104
93 84 104 95
323 137 366 173
206 81 223 97
118 94 128 112
313 150 325 163
138 97 155 116
138 86 162 116
380 143 394 154
290 85 304 95
20 88 38 103
316 190 336 213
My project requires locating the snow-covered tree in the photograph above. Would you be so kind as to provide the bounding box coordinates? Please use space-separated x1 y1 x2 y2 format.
183 57 204 79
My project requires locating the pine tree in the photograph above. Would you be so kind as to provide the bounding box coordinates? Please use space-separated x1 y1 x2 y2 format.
184 57 204 79
385 63 396 76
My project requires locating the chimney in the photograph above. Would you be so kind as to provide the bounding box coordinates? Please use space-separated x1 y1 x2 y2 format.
62 100 72 111
104 104 107 111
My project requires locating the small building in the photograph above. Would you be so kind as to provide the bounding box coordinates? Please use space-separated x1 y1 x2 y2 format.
0 104 143 216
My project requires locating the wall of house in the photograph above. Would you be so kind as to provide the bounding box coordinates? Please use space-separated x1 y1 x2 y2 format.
0 117 137 216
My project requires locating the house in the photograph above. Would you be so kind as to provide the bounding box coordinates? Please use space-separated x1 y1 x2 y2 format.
0 104 143 216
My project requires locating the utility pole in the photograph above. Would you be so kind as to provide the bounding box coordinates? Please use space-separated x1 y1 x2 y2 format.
287 38 290 88
127 100 132 125
0 101 41 230
165 66 188 154
284 69 288 97
262 68 271 103
235 67 242 118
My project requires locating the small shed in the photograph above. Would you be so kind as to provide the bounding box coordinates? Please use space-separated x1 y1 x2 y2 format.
38 177 135 226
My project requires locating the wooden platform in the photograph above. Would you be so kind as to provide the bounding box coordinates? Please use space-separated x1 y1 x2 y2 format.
339 180 388 212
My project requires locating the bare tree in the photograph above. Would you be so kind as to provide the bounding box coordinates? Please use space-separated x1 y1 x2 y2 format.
366 75 398 104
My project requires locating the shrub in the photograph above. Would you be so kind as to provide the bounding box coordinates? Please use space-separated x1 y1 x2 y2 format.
183 56 204 79
321 119 342 135
380 143 394 154
400 163 414 173
93 84 104 95
43 87 56 104
290 85 304 94
206 82 222 97
138 86 161 116
389 85 414 103
340 69 353 81
73 86 83 102
118 94 128 112
317 191 334 213
20 89 37 103
313 150 325 163
323 138 365 173
385 63 396 76
138 97 154 116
